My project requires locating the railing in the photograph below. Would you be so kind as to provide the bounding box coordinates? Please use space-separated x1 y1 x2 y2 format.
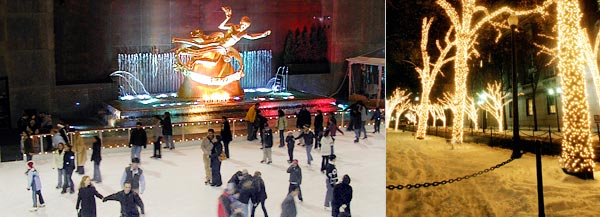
24 109 382 155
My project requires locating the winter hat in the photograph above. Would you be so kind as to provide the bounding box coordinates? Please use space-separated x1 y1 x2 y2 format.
287 131 293 135
27 161 34 168
329 154 336 160
292 159 298 164
57 123 65 128
131 157 140 163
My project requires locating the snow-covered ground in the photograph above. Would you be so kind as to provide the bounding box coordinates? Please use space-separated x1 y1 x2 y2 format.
387 130 600 217
1 128 384 217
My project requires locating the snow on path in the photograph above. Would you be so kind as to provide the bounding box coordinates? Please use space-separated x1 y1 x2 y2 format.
0 128 385 217
387 130 600 217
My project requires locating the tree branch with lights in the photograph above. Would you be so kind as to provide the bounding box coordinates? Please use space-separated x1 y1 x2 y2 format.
478 81 511 132
386 88 412 129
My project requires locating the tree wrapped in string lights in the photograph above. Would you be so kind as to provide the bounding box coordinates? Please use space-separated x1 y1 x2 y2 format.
386 88 412 129
436 0 553 143
477 81 510 132
414 17 455 140
555 0 595 179
429 103 447 128
465 96 479 131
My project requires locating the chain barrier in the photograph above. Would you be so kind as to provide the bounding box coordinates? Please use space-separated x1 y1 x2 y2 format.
386 158 514 191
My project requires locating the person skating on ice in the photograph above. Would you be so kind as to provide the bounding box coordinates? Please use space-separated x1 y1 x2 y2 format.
371 107 382 133
320 131 335 173
91 136 103 183
62 144 76 194
285 132 295 163
314 110 324 150
120 157 146 194
52 142 65 189
25 161 45 212
161 112 174 149
286 159 303 202
323 154 338 210
276 109 288 148
220 116 233 158
103 182 145 217
208 129 224 187
201 130 214 185
244 102 259 141
129 122 147 163
333 174 353 217
76 175 104 217
150 115 163 159
250 171 268 217
281 186 300 217
295 125 315 165
261 124 273 164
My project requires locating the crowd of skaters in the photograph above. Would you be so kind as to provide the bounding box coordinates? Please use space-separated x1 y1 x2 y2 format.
20 101 379 217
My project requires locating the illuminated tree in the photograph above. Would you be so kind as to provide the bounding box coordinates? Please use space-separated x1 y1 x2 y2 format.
414 17 455 140
385 88 411 129
478 81 511 132
555 0 594 179
465 96 479 131
431 103 448 128
436 0 553 143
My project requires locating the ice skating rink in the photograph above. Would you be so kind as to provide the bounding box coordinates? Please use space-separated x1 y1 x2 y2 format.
1 127 384 217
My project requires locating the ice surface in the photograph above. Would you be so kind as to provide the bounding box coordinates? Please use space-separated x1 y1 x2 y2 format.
1 127 385 217
387 130 600 216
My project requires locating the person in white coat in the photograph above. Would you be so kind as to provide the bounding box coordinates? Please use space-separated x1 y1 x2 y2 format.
52 143 65 189
320 131 334 173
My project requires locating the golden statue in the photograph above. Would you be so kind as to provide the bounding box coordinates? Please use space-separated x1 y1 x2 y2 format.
172 6 271 100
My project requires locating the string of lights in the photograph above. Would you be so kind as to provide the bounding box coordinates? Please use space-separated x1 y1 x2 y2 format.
478 81 511 132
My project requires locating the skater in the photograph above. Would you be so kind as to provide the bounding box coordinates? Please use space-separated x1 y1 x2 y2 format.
320 131 334 173
276 109 287 148
209 129 224 187
103 182 145 217
151 115 163 159
333 175 353 217
351 108 362 143
57 122 70 145
201 130 215 185
129 122 147 162
221 116 232 158
255 110 267 144
281 186 299 217
162 112 174 149
326 114 344 141
323 154 339 209
73 131 87 174
120 158 146 194
296 106 311 130
371 107 382 133
358 104 368 139
245 102 259 141
62 144 76 194
23 131 34 161
76 175 104 217
286 159 303 201
25 161 45 212
217 184 235 217
52 143 65 188
295 125 315 165
52 128 66 149
314 110 324 149
238 177 255 217
251 171 268 217
91 136 102 183
261 124 273 164
286 132 295 163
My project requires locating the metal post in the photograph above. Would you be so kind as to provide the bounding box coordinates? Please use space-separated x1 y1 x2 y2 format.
535 140 545 216
99 130 103 145
39 136 44 153
232 121 236 138
511 23 522 159
548 126 552 145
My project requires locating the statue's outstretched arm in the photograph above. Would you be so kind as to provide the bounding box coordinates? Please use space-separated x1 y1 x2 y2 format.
243 30 271 40
218 6 233 30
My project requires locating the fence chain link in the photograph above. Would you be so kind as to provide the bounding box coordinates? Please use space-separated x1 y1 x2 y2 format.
386 158 514 191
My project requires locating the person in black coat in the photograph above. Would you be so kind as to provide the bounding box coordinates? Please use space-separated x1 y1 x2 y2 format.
351 109 362 143
260 125 273 164
287 160 303 201
255 110 267 144
238 178 255 216
220 116 233 158
314 110 324 149
62 145 75 194
250 171 268 217
103 182 145 217
91 136 102 183
296 107 311 129
161 112 174 149
332 175 353 217
129 122 147 162
76 176 104 217
209 129 223 187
